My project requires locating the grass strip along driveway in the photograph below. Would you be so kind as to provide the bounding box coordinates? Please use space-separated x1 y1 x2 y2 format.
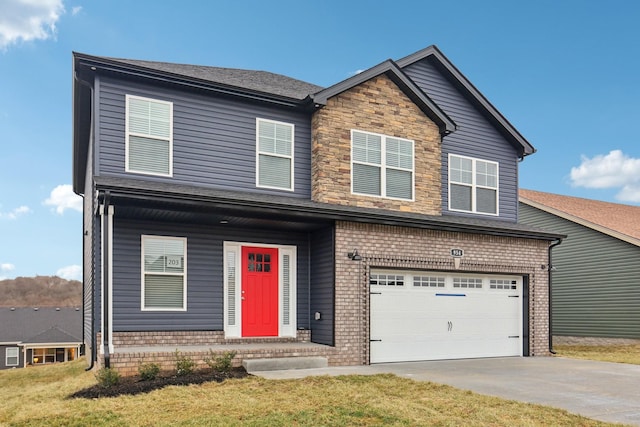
555 343 640 365
0 358 619 426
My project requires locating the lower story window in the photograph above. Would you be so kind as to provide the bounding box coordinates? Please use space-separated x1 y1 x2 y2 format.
6 347 18 366
32 348 55 364
142 235 187 311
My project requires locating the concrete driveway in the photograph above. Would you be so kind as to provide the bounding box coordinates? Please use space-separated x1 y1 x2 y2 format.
255 357 640 426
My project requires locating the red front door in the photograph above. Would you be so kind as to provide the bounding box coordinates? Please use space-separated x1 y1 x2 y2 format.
242 246 279 337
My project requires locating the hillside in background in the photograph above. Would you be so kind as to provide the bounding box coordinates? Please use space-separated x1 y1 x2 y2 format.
0 276 82 307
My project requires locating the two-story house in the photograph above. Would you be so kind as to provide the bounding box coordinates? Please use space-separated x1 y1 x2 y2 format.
72 45 562 375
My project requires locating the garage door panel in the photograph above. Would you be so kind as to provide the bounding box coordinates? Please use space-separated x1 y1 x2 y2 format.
370 271 523 363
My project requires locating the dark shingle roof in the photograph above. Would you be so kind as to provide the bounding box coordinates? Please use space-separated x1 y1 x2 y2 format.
23 326 81 344
0 307 82 344
103 57 324 100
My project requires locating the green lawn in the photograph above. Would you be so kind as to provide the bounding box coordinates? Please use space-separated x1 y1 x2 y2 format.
0 358 621 426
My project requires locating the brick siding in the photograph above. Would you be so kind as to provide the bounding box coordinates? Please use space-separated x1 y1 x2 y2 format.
331 221 551 365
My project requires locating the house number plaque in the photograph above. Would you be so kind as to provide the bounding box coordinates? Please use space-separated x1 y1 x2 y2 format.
450 248 464 258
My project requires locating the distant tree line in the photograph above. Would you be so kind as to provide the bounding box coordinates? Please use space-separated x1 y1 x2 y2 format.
0 276 82 307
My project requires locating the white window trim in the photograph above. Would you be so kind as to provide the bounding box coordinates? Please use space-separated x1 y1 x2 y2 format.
255 118 295 191
125 94 174 177
223 242 297 338
141 235 187 312
350 129 415 201
448 153 499 216
5 347 19 366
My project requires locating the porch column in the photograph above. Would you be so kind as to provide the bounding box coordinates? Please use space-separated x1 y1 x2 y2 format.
99 201 114 366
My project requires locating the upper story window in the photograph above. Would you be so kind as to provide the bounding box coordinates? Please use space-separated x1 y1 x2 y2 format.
449 154 499 215
141 235 187 311
351 130 414 200
256 118 294 191
126 95 173 177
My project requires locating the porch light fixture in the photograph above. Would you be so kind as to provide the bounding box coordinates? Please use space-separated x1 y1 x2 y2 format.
347 249 362 261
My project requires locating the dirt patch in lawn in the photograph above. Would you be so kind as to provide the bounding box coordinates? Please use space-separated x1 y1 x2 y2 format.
69 367 248 399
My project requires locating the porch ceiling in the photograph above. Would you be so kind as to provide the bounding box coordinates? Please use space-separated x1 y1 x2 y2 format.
110 196 333 232
94 175 565 240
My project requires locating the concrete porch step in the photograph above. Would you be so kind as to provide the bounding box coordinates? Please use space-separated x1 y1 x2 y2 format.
242 356 328 373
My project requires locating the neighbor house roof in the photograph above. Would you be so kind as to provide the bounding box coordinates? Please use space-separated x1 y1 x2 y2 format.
0 307 82 344
519 189 640 247
22 326 81 346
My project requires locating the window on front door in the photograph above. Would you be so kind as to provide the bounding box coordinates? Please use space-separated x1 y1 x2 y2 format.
223 242 296 339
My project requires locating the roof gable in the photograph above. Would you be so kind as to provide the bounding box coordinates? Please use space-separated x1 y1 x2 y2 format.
312 60 456 136
22 326 81 345
519 189 640 246
396 45 534 157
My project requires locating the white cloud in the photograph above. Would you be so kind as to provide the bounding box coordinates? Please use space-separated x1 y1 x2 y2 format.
0 0 65 50
1 263 15 272
349 69 365 76
71 5 81 15
43 184 82 214
56 264 81 281
0 205 31 220
570 150 640 203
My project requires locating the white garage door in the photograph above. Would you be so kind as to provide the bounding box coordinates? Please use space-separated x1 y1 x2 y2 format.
370 270 523 363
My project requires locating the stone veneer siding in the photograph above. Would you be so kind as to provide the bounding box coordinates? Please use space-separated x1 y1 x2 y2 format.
330 221 551 366
311 74 442 215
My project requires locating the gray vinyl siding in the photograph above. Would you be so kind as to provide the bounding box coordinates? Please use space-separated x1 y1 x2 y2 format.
94 76 311 198
402 59 519 222
112 218 311 331
82 139 95 356
309 226 335 346
520 203 640 339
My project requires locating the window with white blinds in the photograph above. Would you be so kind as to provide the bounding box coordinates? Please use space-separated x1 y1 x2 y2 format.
6 347 18 366
126 95 173 176
141 236 186 311
351 130 414 200
449 154 498 215
256 118 294 190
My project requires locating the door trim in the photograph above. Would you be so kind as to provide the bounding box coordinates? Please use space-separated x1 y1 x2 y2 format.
223 242 296 338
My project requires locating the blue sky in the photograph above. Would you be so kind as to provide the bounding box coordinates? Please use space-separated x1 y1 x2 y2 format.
1 0 639 280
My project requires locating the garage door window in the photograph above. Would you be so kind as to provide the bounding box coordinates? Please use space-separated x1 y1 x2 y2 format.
453 277 483 289
490 279 517 290
370 274 405 286
413 276 445 287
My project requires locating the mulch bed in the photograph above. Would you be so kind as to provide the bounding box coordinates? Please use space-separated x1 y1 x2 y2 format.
69 367 248 399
